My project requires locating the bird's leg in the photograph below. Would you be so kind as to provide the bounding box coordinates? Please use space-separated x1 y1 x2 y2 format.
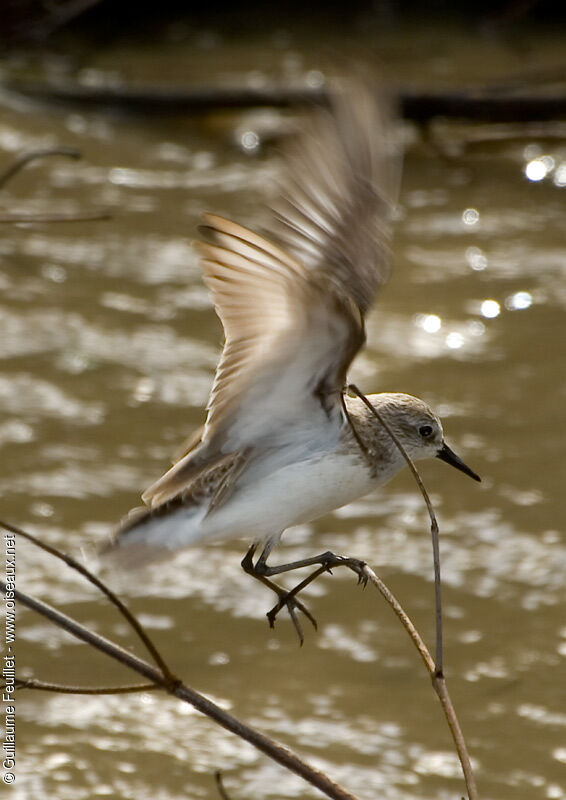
241 544 318 645
262 552 369 627
251 547 368 632
266 564 329 628
255 549 368 584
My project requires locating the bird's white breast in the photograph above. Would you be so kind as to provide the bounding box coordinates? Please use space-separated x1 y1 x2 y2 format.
200 450 379 541
113 436 405 558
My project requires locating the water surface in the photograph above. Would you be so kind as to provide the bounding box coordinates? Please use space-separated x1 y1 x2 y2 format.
1 20 565 800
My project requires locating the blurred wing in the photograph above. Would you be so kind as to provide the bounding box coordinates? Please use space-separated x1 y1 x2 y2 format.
199 213 363 450
142 76 399 507
203 77 398 449
270 76 399 314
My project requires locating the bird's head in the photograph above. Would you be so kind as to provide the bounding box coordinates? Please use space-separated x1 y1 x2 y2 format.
364 392 481 482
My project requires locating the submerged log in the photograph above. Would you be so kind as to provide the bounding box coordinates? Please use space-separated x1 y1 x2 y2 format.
4 79 566 122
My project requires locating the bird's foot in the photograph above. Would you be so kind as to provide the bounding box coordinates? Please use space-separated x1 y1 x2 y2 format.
242 545 367 645
265 555 368 636
252 549 367 582
241 545 317 645
285 551 368 586
267 591 318 647
325 554 368 587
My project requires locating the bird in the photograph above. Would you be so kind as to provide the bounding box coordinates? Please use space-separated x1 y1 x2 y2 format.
106 75 480 643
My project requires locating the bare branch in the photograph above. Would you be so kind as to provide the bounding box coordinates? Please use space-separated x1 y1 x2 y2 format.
432 673 478 799
346 383 478 800
0 579 359 800
0 147 81 190
3 513 478 798
347 384 444 673
362 565 435 673
0 147 111 225
361 565 478 800
0 211 111 224
0 520 177 685
214 771 233 800
4 678 157 695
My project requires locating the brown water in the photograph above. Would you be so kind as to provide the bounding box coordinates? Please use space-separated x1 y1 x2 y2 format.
1 20 565 800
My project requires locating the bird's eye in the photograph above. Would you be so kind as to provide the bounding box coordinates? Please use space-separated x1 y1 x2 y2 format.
419 425 433 438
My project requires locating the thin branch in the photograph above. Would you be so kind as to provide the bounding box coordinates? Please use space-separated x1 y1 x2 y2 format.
362 565 478 800
4 518 477 797
0 147 81 190
0 580 359 800
214 771 233 800
347 384 444 674
0 520 177 685
433 673 477 798
362 565 435 674
0 148 111 225
3 678 157 695
346 384 477 799
0 211 111 223
340 391 373 469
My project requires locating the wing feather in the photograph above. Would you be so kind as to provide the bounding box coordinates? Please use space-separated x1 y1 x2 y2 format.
141 75 399 510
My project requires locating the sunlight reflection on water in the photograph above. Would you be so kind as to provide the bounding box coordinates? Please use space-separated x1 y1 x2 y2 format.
2 30 565 800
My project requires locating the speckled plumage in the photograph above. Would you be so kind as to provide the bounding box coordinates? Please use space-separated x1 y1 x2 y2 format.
107 77 479 574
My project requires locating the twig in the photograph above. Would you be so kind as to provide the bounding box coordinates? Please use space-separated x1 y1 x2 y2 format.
0 147 80 190
346 384 477 799
0 148 111 225
0 520 177 686
214 771 232 800
362 565 478 800
0 211 111 223
347 384 444 674
340 391 372 469
0 578 359 800
3 678 157 694
4 519 477 797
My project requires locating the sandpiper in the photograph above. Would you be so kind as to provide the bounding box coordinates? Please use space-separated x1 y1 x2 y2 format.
108 76 480 642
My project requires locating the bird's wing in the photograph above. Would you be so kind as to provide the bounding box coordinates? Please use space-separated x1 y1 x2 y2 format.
142 76 399 508
269 76 399 315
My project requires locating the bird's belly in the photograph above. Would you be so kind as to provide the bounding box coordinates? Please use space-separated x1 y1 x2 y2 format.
203 453 376 539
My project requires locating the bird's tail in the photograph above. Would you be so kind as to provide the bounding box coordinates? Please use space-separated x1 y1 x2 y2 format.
101 501 206 570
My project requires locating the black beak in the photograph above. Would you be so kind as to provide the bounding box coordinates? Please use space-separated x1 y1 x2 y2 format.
436 442 481 482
